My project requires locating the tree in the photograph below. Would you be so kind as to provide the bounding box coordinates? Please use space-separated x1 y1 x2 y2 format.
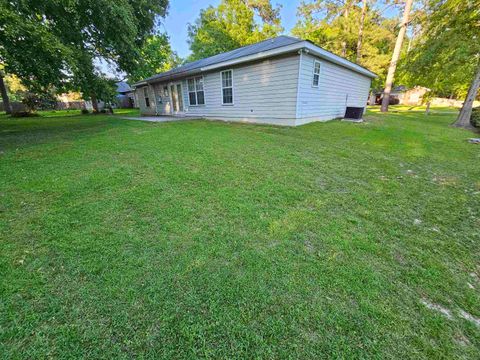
400 0 480 129
456 60 480 129
380 0 413 112
0 70 11 114
356 0 368 63
293 1 397 88
0 0 169 112
187 0 282 61
128 34 181 83
0 3 71 95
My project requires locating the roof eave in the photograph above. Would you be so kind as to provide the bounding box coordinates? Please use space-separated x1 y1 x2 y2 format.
193 41 377 78
133 39 377 87
303 42 377 78
199 42 304 72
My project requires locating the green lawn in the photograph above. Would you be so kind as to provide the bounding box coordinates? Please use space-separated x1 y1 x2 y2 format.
1 109 479 358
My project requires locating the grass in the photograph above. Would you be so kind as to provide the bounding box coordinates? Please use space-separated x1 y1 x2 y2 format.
2 107 141 118
1 108 479 358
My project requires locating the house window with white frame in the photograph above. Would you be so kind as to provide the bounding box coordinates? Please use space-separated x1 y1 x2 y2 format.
221 70 233 104
187 76 205 106
143 87 150 107
312 60 321 87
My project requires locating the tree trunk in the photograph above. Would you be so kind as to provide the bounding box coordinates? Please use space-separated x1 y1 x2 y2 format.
341 2 350 58
425 101 431 115
0 73 12 114
356 0 368 63
91 93 99 113
453 59 480 129
381 0 413 112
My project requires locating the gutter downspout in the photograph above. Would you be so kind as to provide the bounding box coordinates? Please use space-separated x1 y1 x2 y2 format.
295 49 304 126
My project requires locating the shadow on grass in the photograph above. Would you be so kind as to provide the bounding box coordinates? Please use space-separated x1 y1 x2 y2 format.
0 115 135 152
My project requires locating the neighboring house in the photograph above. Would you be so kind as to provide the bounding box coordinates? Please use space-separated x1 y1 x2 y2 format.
370 86 429 106
116 81 135 108
133 36 377 126
56 92 86 110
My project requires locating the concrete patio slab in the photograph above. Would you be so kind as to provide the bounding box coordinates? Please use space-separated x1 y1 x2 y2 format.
117 116 197 123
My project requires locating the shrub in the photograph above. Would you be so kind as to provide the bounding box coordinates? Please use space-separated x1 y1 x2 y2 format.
470 107 480 128
81 109 90 115
22 92 56 112
11 111 40 118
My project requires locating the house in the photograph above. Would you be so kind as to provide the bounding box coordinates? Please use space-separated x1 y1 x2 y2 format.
370 86 429 106
133 36 377 126
115 81 135 108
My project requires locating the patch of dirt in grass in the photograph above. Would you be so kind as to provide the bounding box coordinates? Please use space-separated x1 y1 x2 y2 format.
432 175 459 186
304 240 315 253
421 298 480 328
454 332 471 347
458 310 480 327
393 250 407 266
420 299 453 319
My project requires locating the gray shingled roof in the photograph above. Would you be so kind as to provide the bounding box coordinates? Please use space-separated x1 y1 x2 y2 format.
116 81 132 93
138 36 302 84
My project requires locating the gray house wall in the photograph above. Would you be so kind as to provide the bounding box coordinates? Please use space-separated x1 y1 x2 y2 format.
136 51 372 126
181 54 299 126
296 53 372 125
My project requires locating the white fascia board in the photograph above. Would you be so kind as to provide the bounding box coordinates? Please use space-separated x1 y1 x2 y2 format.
200 43 304 72
303 42 377 78
132 81 148 88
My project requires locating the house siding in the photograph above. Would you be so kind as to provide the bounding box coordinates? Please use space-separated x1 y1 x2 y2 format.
183 54 299 126
137 85 156 115
296 53 371 125
135 51 374 126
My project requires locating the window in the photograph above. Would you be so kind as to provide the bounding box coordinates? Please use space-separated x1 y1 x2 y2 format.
312 60 321 87
143 87 150 107
156 86 169 104
187 76 205 106
221 70 233 104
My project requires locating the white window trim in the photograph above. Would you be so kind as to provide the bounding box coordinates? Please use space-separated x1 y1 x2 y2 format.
221 69 234 106
312 60 321 88
143 87 151 107
187 76 205 106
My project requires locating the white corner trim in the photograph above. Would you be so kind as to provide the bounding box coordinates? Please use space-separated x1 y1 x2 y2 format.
295 50 303 120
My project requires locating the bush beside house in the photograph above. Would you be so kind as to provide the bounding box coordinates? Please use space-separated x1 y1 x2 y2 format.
470 107 480 128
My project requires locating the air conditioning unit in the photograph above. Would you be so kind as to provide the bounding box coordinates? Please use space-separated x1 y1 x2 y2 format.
344 107 364 120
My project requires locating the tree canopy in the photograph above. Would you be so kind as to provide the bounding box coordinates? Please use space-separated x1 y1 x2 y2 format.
293 0 398 87
0 0 169 109
127 34 181 83
399 0 480 99
187 0 283 61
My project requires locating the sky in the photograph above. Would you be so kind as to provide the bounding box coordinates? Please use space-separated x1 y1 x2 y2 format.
103 0 399 78
162 0 302 59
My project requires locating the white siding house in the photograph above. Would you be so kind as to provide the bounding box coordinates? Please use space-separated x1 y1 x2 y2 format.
134 36 377 126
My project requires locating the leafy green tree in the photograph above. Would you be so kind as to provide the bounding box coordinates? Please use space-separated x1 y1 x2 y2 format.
293 1 397 87
128 34 181 83
0 0 168 112
187 0 283 61
0 2 70 112
400 0 480 128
